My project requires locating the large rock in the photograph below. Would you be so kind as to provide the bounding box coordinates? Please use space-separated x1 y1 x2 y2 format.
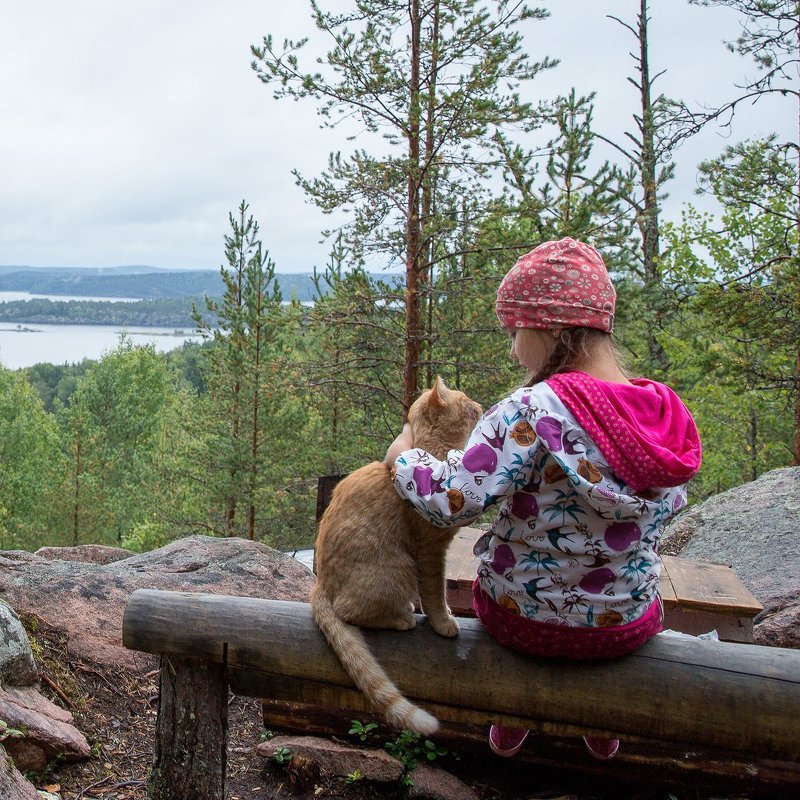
258 735 479 800
258 735 404 783
0 535 315 671
0 600 38 686
0 744 40 800
0 685 91 772
35 543 133 565
662 467 800 649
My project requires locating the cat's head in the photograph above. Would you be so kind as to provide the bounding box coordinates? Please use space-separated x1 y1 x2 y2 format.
407 377 483 460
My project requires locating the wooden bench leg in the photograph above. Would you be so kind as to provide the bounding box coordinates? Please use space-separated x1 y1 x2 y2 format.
149 655 228 800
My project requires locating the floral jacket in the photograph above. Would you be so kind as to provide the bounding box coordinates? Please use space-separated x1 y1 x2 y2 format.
392 375 701 627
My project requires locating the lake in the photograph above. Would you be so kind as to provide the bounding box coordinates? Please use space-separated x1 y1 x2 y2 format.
0 291 201 369
0 323 201 369
0 291 140 303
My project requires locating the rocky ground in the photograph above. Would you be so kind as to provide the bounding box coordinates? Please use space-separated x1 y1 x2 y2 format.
10 626 769 800
16 619 693 800
1 467 799 799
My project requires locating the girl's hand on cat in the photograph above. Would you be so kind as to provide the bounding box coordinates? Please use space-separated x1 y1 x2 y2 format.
384 423 414 465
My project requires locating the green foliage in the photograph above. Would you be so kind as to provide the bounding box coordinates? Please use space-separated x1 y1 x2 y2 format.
0 366 63 548
384 729 448 786
346 720 448 787
190 201 312 543
0 297 204 328
345 768 363 784
49 337 179 547
269 746 293 765
662 136 797 490
348 719 379 743
25 361 92 412
120 518 178 554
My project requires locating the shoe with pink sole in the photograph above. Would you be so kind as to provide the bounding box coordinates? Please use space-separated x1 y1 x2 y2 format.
582 735 620 759
489 725 529 757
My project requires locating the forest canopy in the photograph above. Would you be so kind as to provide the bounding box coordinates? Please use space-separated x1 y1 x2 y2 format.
0 0 796 555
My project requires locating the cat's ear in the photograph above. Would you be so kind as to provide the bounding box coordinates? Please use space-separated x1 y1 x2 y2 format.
429 375 448 408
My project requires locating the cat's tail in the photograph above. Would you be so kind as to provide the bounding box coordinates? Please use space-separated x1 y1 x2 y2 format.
310 587 439 736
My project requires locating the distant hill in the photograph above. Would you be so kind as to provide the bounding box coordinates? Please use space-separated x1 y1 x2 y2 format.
0 267 322 302
0 266 402 303
0 265 170 277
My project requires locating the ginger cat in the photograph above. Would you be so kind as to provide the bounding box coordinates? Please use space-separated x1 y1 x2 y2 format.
311 377 482 735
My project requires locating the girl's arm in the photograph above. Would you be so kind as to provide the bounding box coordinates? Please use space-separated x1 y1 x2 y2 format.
384 423 413 466
391 398 539 527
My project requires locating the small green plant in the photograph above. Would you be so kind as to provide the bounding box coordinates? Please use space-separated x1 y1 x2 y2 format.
260 729 275 742
343 720 449 788
348 719 379 742
384 729 448 786
270 746 293 765
345 768 364 784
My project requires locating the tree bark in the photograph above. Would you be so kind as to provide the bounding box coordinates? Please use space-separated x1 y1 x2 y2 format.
402 0 423 420
795 17 800 465
124 591 800 762
637 0 669 372
149 654 228 800
422 0 440 391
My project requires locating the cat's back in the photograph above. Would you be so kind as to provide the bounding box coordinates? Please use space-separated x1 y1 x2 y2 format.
326 460 400 515
317 460 407 551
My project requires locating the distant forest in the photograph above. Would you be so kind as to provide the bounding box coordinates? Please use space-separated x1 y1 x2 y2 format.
0 267 328 301
0 267 396 326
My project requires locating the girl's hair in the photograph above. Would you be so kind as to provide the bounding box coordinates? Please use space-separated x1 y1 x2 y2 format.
525 327 629 386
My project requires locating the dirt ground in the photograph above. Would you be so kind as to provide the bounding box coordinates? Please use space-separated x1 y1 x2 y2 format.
21 622 790 800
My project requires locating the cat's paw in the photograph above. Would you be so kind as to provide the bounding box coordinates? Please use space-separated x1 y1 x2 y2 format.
431 614 459 638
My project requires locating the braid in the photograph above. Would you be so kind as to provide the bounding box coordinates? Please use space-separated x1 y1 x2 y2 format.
525 327 627 386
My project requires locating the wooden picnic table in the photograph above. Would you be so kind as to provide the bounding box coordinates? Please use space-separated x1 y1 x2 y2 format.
445 527 763 643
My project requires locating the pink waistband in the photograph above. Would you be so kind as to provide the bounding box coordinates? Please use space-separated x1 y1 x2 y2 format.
473 579 662 660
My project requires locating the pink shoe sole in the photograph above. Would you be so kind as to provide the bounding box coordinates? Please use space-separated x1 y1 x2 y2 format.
582 735 620 760
489 725 529 757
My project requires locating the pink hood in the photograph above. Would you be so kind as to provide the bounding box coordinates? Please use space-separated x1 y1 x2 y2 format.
546 371 702 492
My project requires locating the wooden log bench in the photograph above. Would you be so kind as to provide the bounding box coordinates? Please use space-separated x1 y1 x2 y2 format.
122 589 800 800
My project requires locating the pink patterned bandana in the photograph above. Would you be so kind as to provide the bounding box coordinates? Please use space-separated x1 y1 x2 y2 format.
495 237 616 332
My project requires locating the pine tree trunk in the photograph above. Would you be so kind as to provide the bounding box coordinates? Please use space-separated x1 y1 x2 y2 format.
249 308 263 541
72 439 81 547
149 655 228 800
422 0 440 392
403 0 423 419
795 32 800 466
226 378 240 536
637 0 669 373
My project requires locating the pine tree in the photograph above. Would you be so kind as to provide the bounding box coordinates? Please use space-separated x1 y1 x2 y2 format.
193 202 285 538
596 0 694 374
682 0 800 460
252 0 555 416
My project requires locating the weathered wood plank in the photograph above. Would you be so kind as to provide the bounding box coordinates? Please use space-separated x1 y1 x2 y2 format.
123 590 800 761
662 555 762 614
257 690 800 792
444 528 477 616
657 560 678 608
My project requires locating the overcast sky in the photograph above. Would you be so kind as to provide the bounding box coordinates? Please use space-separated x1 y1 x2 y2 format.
0 1 792 274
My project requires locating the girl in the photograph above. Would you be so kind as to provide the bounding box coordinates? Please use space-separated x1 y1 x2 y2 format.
385 237 702 759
